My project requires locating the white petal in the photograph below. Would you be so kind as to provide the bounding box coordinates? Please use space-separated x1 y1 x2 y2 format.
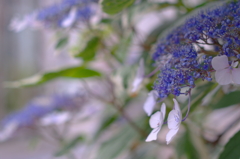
231 61 239 68
0 122 18 142
143 90 158 116
145 128 160 142
166 128 179 145
215 69 232 85
232 68 240 84
160 103 166 119
40 112 70 126
62 8 77 28
167 110 181 130
173 98 181 112
132 78 143 92
149 111 162 128
131 59 145 92
211 55 229 71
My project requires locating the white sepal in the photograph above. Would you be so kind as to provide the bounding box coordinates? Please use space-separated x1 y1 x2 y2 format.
143 90 158 116
145 128 160 142
62 8 77 28
0 122 18 142
211 55 229 71
40 112 70 126
145 103 166 142
132 59 145 92
166 99 182 144
166 128 179 145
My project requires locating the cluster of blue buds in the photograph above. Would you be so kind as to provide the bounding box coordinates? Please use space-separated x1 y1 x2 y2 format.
37 0 96 28
153 0 240 98
11 0 97 31
1 93 84 128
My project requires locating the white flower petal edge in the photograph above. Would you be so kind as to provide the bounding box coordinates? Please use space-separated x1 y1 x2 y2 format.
166 128 179 145
0 122 18 142
143 90 159 116
145 103 166 142
166 99 182 145
211 55 229 70
62 8 77 28
215 69 232 85
232 68 240 84
212 55 240 85
40 112 71 126
132 59 145 92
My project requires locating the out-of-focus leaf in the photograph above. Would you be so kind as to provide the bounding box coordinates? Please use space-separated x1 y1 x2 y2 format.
176 128 200 159
55 136 84 157
156 2 176 10
111 33 133 64
101 0 135 15
100 18 113 24
75 36 100 61
5 67 101 87
218 131 240 159
94 114 118 140
55 37 68 49
182 82 217 113
212 91 240 109
97 123 137 159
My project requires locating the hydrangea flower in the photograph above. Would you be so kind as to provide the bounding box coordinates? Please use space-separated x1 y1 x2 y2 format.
10 0 96 31
212 55 240 85
145 103 166 142
166 99 182 144
152 1 240 98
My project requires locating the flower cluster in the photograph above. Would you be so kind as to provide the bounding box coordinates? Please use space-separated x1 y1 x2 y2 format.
11 0 97 31
153 0 240 98
1 92 84 128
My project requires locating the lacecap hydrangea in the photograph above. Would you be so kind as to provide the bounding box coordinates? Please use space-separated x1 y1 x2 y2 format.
153 0 240 98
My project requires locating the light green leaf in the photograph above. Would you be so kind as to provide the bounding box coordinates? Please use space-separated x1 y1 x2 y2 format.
5 67 101 87
101 0 135 15
111 33 133 64
75 36 100 61
94 114 118 140
55 136 84 157
97 123 136 159
55 37 68 49
218 131 240 159
212 91 240 109
176 128 200 159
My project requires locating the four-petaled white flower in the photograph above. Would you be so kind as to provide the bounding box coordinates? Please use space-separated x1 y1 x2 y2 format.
212 55 240 85
143 90 159 116
166 98 182 145
132 59 145 92
145 103 166 142
62 8 77 28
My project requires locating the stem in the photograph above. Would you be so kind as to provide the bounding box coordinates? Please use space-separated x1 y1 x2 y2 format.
182 90 191 121
144 65 161 78
82 80 148 138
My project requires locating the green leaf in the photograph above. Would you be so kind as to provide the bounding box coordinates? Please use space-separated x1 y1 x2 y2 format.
101 0 135 15
55 37 68 49
5 67 101 87
55 136 84 157
75 37 100 61
111 33 133 64
97 123 136 159
218 131 240 159
94 114 118 140
176 128 200 159
212 91 240 109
